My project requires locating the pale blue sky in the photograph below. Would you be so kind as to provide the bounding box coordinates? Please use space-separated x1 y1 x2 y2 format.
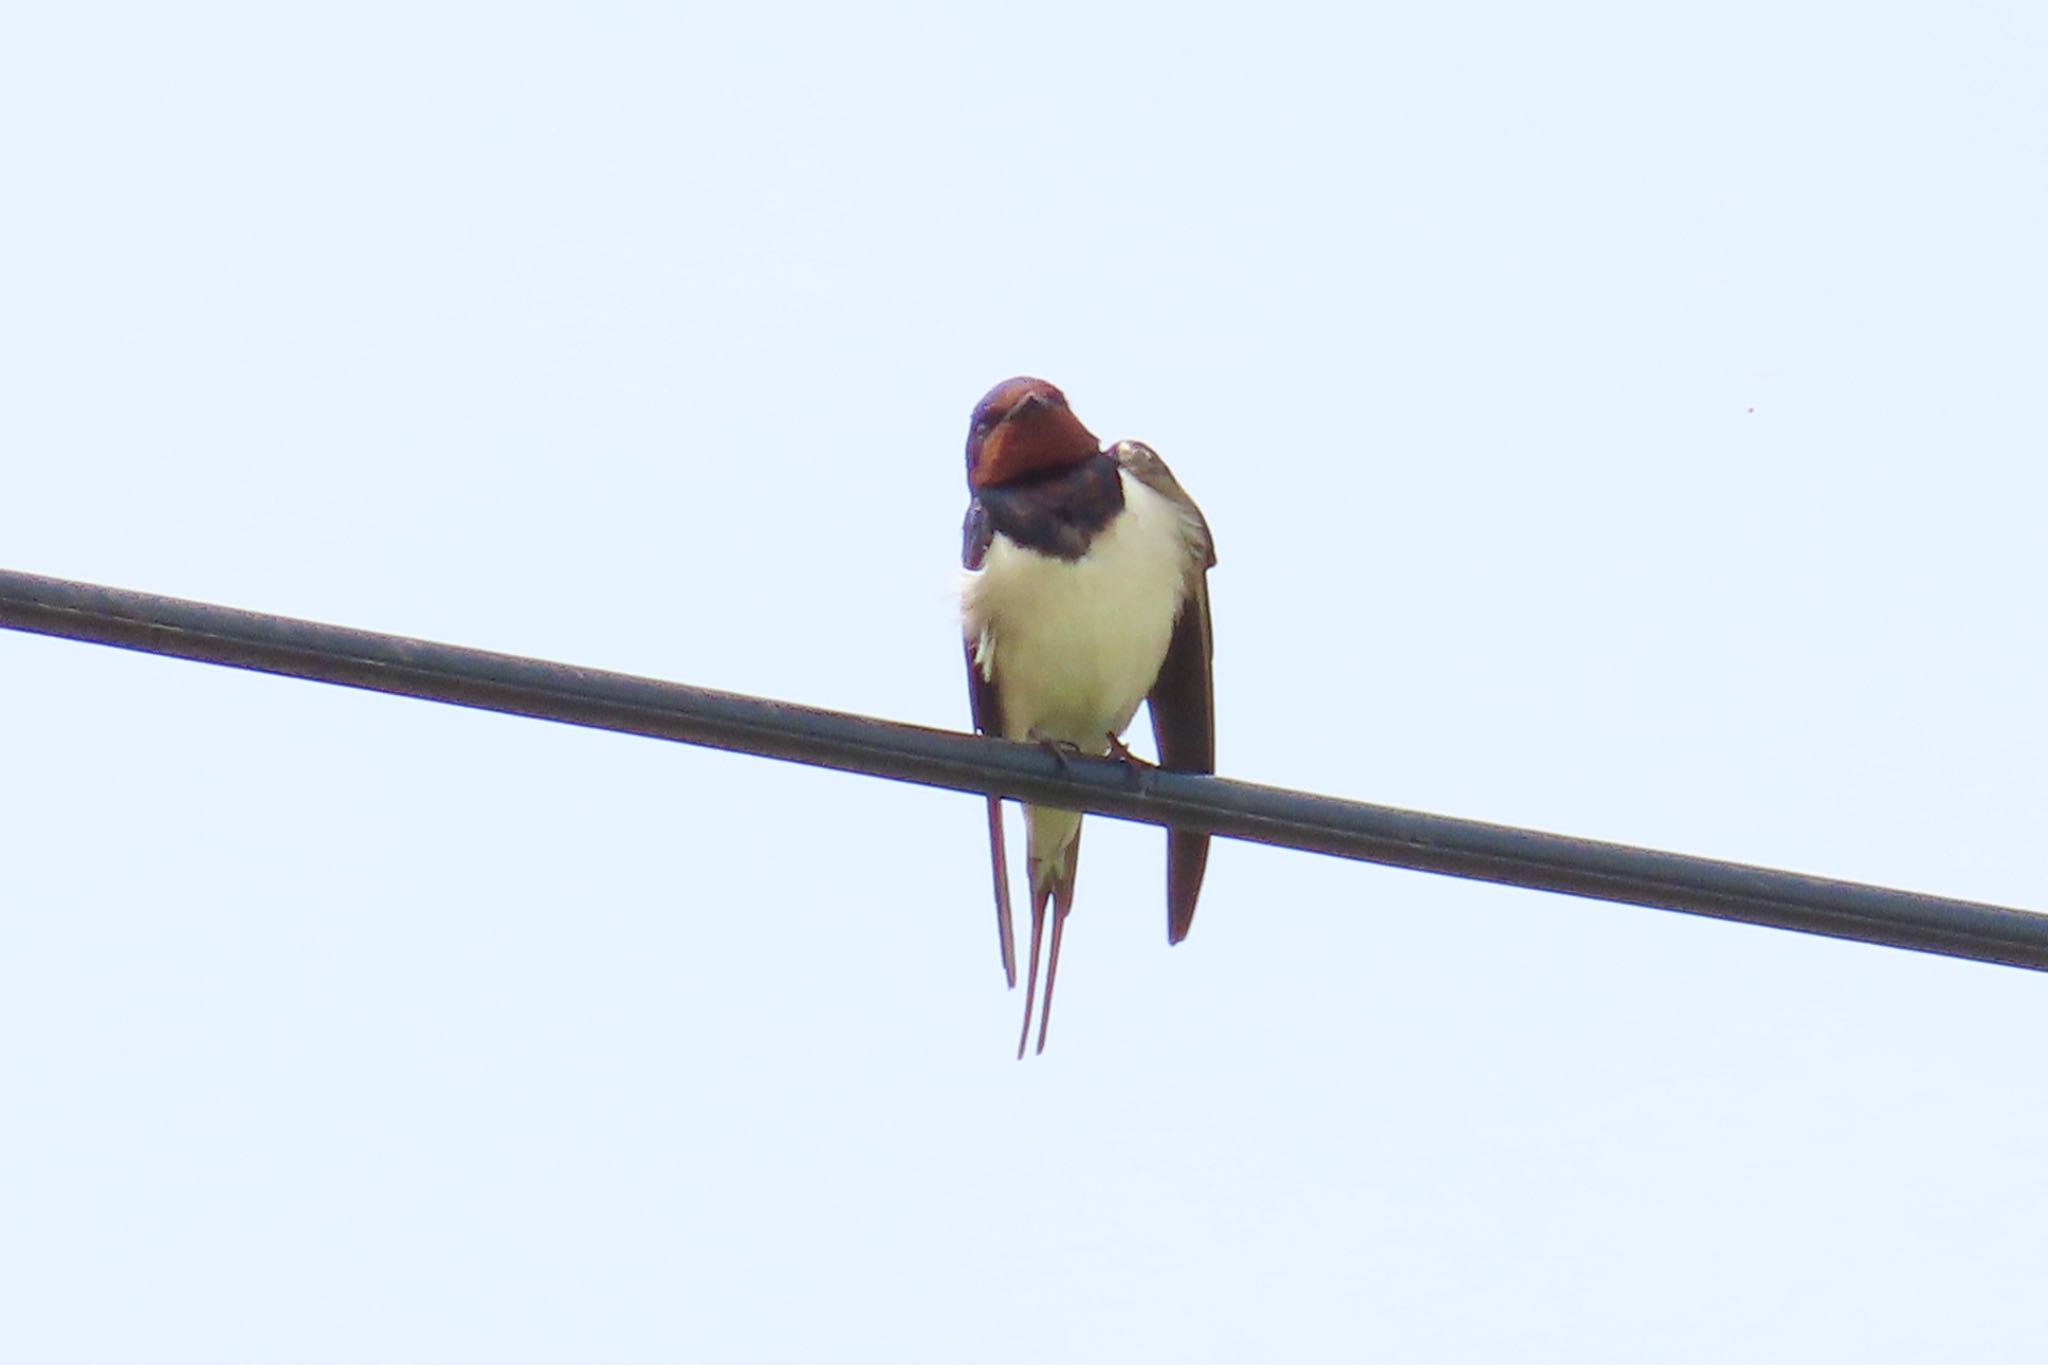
5 3 2046 1361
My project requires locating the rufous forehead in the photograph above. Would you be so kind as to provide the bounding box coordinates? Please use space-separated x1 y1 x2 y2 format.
975 376 1067 421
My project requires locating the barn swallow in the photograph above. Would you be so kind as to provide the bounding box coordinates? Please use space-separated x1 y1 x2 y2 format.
959 377 1216 1056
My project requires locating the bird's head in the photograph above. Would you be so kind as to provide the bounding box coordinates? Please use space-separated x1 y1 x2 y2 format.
964 377 1102 489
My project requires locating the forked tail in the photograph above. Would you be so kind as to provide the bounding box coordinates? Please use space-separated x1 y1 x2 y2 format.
1016 809 1083 1058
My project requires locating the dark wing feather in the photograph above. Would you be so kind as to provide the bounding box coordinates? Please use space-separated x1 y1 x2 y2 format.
963 499 1015 986
1114 441 1217 946
1148 574 1214 944
962 499 1003 737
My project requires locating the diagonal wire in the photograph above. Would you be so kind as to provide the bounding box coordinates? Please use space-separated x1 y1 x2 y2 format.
4 564 2046 971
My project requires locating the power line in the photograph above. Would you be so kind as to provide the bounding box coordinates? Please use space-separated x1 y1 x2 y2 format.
4 564 2045 972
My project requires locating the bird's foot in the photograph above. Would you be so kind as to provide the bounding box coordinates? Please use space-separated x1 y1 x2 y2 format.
1103 732 1154 768
1035 736 1087 774
1103 732 1157 788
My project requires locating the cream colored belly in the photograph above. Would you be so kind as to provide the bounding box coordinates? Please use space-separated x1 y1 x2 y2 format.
963 472 1191 753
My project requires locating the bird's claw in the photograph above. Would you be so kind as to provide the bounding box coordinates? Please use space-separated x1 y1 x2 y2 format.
1103 732 1152 767
1104 732 1157 787
1031 734 1152 788
1037 737 1086 774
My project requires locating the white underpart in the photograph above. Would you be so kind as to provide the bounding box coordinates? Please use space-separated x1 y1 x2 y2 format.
960 470 1199 889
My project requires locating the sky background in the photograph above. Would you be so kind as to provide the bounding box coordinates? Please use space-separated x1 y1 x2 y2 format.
4 2 2047 1360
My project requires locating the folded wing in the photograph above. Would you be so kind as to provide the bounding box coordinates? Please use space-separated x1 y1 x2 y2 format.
1114 441 1217 945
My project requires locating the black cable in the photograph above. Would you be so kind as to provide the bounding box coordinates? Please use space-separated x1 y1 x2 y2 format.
4 565 2044 971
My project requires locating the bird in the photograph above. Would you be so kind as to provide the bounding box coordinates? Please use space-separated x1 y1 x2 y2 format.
958 377 1216 1056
